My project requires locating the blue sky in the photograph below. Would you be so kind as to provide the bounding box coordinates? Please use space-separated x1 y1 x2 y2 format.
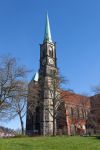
0 0 100 129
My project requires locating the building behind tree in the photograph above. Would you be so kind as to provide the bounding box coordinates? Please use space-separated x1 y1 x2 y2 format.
26 14 100 136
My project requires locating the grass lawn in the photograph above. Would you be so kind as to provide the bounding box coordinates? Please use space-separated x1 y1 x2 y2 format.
0 136 100 150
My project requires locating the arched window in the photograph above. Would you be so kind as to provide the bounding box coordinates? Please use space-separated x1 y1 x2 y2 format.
77 108 80 118
71 107 73 117
35 106 40 134
41 49 45 58
81 108 84 118
49 48 53 57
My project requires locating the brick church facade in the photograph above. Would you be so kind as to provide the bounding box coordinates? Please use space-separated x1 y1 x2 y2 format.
57 92 90 135
26 14 100 136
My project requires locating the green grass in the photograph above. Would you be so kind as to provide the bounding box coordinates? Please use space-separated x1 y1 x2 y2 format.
0 136 100 150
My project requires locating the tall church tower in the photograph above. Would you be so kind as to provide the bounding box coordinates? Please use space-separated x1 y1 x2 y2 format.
26 14 57 136
39 14 57 135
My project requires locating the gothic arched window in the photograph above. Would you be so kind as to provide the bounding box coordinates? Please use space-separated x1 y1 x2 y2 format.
42 49 45 58
81 108 84 118
71 107 73 117
49 48 53 57
77 108 80 118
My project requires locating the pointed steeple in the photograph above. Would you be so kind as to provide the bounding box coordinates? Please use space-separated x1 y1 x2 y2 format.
43 13 52 43
32 72 39 82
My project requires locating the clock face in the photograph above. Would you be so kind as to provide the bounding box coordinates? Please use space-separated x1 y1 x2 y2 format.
49 58 54 65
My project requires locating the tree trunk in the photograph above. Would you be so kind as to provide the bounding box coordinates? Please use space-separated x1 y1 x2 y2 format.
53 79 56 136
53 115 56 136
19 113 24 135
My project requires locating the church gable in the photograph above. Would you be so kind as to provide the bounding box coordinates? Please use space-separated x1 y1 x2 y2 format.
26 14 99 136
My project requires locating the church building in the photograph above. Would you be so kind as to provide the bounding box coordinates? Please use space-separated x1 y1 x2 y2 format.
26 14 99 136
26 14 58 135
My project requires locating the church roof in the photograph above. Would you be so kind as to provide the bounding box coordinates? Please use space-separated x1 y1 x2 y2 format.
60 90 90 108
43 13 52 43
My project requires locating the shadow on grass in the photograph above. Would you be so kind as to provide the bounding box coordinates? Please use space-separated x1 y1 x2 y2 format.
96 136 100 140
82 135 100 140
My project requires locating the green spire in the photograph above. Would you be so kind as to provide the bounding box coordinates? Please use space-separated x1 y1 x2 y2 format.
44 13 52 43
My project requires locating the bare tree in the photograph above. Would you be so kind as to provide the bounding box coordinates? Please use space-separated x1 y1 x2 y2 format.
8 81 28 134
0 55 29 133
92 85 100 94
87 86 100 135
42 70 72 136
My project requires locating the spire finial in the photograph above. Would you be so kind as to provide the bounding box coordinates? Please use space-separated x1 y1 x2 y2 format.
43 13 52 43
